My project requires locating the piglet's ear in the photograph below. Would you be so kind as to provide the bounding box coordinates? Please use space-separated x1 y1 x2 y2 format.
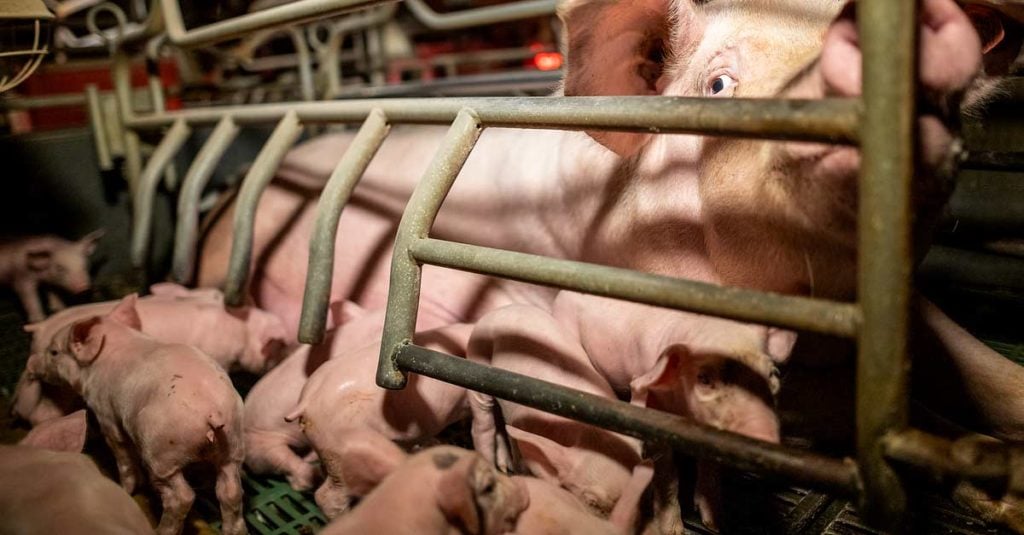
436 455 484 535
965 4 1024 75
70 317 104 364
78 229 104 256
107 294 142 331
559 0 678 156
19 409 88 453
335 430 407 496
629 347 686 408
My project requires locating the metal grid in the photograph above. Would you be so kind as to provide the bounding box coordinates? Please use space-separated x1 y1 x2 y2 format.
27 0 1024 532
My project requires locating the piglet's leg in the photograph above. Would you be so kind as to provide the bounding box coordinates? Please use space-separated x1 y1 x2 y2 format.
216 462 247 535
46 291 66 313
314 475 355 520
98 420 143 494
14 280 45 323
152 470 195 535
468 391 512 473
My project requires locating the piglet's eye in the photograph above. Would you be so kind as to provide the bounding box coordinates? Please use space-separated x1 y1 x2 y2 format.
709 74 737 96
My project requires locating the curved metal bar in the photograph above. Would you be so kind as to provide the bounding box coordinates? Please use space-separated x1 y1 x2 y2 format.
85 84 113 171
171 116 240 284
130 118 192 267
377 108 481 389
287 27 316 102
310 4 398 99
224 111 304 306
403 0 556 30
298 108 390 344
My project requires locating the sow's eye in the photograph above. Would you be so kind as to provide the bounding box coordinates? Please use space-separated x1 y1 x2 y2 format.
708 74 737 96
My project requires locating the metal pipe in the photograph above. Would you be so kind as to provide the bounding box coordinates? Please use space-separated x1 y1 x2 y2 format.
403 0 556 31
85 84 113 171
124 97 860 145
377 109 481 389
883 429 1009 486
310 4 398 99
856 0 918 528
396 344 861 496
287 27 316 102
224 111 304 306
172 116 241 284
113 52 143 193
298 109 390 344
130 118 192 267
145 35 178 190
410 238 861 338
159 0 391 48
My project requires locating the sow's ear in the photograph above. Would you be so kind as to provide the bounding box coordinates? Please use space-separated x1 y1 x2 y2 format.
559 0 680 156
19 409 88 453
964 3 1024 75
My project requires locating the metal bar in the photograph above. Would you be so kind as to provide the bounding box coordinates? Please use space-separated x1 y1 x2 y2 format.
403 0 556 30
130 118 192 267
287 27 316 102
85 84 114 171
159 0 390 48
961 151 1024 172
145 36 178 190
113 52 143 192
123 97 861 145
396 344 861 495
0 93 86 109
298 109 390 344
377 109 481 389
883 429 1008 486
171 116 241 284
410 238 861 338
856 0 918 528
224 111 304 306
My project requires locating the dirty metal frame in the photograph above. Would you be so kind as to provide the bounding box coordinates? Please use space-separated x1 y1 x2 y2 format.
95 0 1024 532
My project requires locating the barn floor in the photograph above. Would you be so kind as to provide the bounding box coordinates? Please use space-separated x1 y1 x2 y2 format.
0 283 1019 535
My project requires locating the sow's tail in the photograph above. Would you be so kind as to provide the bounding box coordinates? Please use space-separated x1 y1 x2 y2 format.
206 412 226 443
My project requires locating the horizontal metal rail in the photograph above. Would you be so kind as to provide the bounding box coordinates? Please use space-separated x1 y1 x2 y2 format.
123 97 861 145
171 116 241 284
403 0 555 30
409 238 861 338
396 343 861 496
299 109 391 343
130 118 191 267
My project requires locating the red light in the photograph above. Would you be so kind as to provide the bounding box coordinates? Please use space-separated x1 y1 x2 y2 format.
533 52 563 71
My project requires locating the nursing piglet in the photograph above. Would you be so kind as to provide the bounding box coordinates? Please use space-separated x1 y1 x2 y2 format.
26 295 247 535
287 322 473 518
468 304 645 519
318 440 528 535
0 230 103 322
0 410 155 534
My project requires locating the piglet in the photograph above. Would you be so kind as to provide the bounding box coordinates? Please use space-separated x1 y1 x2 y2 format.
318 439 528 535
468 304 644 518
0 230 103 322
512 461 654 535
0 410 155 534
288 322 474 518
26 294 247 535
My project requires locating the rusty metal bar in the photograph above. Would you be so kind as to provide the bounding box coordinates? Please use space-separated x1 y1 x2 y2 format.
410 238 861 338
224 111 304 306
85 84 113 171
377 109 482 389
298 109 390 344
158 0 388 48
171 116 241 284
123 97 861 145
396 343 861 495
130 118 192 267
856 0 918 528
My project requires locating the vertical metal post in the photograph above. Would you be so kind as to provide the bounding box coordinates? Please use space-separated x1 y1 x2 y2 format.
85 84 113 171
288 27 316 102
172 116 241 284
856 0 918 529
146 35 178 190
131 118 192 267
298 108 390 344
377 108 481 389
114 52 143 194
224 111 304 306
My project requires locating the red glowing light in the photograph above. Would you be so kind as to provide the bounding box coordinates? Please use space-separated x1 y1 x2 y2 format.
533 52 563 71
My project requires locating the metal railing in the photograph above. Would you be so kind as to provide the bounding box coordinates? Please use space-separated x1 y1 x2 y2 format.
39 0 1024 532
